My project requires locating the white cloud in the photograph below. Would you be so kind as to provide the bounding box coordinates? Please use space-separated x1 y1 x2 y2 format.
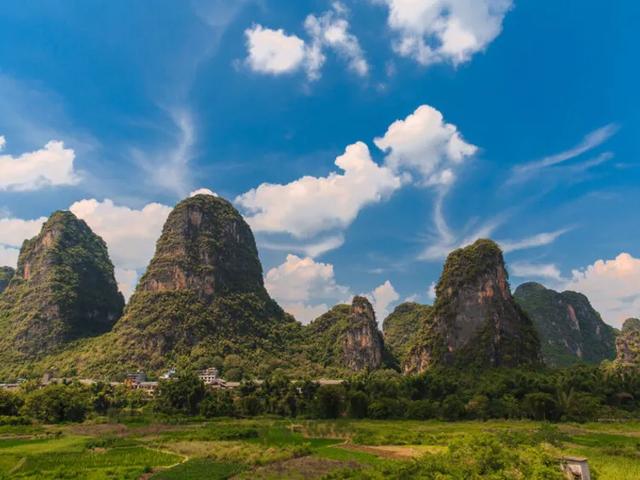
427 281 437 300
69 198 172 272
375 104 477 185
564 253 640 328
499 229 570 253
264 254 350 323
236 142 401 238
115 267 138 301
245 3 367 81
0 139 80 191
245 25 309 75
366 280 400 322
0 245 20 267
190 188 218 197
375 0 512 66
264 254 399 325
0 136 5 150
0 198 172 299
510 262 563 281
0 216 47 248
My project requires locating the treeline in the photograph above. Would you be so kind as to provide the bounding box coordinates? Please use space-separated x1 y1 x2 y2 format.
1 365 639 424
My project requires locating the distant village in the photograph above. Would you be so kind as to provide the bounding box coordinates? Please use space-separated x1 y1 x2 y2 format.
0 368 343 396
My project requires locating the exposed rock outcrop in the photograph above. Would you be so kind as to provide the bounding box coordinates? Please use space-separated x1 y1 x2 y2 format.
514 283 616 366
615 318 640 367
383 302 432 366
305 296 385 371
0 211 124 363
405 239 541 373
0 267 14 294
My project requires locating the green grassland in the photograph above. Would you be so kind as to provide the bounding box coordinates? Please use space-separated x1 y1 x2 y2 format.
0 419 638 479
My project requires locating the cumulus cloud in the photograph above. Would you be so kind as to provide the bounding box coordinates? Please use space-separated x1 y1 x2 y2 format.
245 25 310 75
564 253 640 328
0 216 47 248
0 136 5 150
0 245 20 267
264 254 399 324
236 142 401 238
365 280 400 322
264 254 350 323
374 0 513 66
375 105 477 185
0 138 80 191
69 198 172 272
244 3 367 81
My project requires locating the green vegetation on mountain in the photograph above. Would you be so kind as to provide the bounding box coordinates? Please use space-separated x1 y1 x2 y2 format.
0 266 14 293
0 211 123 376
406 239 541 373
303 296 385 372
514 282 616 367
382 302 432 365
40 195 305 378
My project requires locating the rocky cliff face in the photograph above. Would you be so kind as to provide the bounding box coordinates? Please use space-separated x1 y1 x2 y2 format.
305 296 385 371
0 211 123 362
0 267 14 294
405 239 541 373
60 194 298 376
514 282 616 366
137 194 264 299
615 318 640 367
383 302 432 366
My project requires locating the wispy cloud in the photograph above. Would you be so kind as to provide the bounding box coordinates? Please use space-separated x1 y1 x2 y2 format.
257 234 345 258
509 124 619 184
510 261 564 281
499 228 571 253
134 109 195 197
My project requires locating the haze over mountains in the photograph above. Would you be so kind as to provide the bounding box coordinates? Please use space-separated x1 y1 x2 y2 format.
0 193 637 380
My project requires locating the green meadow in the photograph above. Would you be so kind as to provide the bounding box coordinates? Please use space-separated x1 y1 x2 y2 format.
0 419 638 479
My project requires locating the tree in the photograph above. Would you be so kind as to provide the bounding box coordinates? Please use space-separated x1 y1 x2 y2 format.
0 389 23 416
154 374 206 415
522 393 558 421
314 385 345 419
21 384 88 423
200 390 236 418
347 391 369 419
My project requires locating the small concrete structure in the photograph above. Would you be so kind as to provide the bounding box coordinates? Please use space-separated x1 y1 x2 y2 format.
561 456 591 480
198 367 220 385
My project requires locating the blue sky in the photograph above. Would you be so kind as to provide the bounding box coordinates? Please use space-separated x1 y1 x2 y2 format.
0 0 638 327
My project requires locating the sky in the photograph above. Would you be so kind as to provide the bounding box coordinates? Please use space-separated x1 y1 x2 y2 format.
0 1 638 328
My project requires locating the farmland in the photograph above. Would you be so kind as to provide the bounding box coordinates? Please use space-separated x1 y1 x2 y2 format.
0 418 638 479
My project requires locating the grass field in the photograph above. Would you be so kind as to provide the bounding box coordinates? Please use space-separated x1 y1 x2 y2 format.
0 419 638 479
